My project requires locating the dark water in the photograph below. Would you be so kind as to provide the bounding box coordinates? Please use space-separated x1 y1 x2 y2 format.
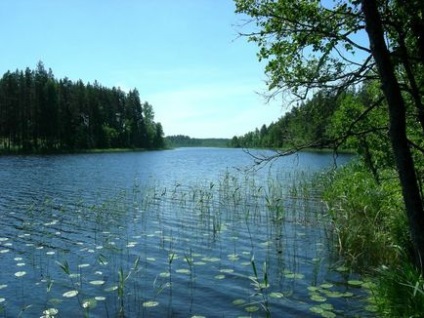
0 148 373 317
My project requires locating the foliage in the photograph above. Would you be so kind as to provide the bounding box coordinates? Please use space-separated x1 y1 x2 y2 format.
373 257 424 318
321 161 409 269
230 90 339 149
166 135 230 148
0 61 165 153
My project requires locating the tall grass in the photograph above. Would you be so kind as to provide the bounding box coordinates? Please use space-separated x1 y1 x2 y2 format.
320 160 424 317
320 161 409 269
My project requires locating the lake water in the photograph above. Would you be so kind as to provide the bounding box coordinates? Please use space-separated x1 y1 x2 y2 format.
0 148 373 317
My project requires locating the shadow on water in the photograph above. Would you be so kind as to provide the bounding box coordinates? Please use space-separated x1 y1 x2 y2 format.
0 149 373 317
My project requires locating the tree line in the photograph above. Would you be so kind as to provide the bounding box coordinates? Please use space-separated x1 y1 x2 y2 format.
166 135 230 148
230 89 339 150
0 62 164 153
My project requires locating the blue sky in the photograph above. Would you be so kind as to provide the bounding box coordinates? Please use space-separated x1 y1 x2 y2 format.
0 0 285 138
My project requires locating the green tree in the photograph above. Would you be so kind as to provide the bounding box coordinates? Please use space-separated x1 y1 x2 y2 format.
235 0 424 269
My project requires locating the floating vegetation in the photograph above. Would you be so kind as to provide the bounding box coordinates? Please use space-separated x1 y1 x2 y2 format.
283 270 305 280
89 280 105 285
41 308 59 318
245 305 260 313
14 271 26 277
214 274 225 280
82 298 97 309
62 290 78 298
232 299 246 306
142 300 159 308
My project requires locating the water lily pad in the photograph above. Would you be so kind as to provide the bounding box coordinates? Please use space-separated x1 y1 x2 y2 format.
82 298 97 309
310 294 327 302
321 311 336 318
159 272 170 278
105 286 118 292
193 261 206 266
201 257 220 262
335 266 349 272
284 272 304 279
269 292 284 298
63 290 78 298
319 303 334 311
245 306 259 313
220 269 234 273
14 271 26 277
89 280 105 286
232 299 246 305
310 306 324 314
347 280 363 286
307 286 320 292
320 283 334 289
142 301 159 308
42 308 58 315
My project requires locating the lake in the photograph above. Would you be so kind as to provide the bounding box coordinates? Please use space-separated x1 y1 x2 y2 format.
0 148 373 317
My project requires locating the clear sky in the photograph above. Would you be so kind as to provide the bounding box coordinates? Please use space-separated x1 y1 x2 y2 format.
0 0 286 139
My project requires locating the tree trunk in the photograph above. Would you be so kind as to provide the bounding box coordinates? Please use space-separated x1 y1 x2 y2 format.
362 0 424 269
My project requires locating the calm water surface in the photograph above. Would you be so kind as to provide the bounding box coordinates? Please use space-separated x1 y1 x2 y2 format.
0 148 372 317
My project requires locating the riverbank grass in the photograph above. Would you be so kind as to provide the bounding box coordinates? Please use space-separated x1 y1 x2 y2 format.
320 161 423 317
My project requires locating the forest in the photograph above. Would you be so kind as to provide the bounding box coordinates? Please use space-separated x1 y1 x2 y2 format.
0 62 165 153
166 135 230 148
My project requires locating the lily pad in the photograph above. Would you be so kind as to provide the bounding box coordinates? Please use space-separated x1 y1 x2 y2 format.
176 268 191 275
142 301 159 308
42 308 58 315
63 290 79 298
14 271 26 277
245 306 259 313
232 299 246 305
269 292 284 298
82 298 97 309
310 294 327 302
347 280 363 286
89 280 105 286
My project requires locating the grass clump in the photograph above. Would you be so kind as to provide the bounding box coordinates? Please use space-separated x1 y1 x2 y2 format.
321 161 408 269
373 256 424 317
320 160 424 317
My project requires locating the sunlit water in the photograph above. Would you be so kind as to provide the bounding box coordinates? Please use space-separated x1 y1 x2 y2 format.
0 148 373 317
